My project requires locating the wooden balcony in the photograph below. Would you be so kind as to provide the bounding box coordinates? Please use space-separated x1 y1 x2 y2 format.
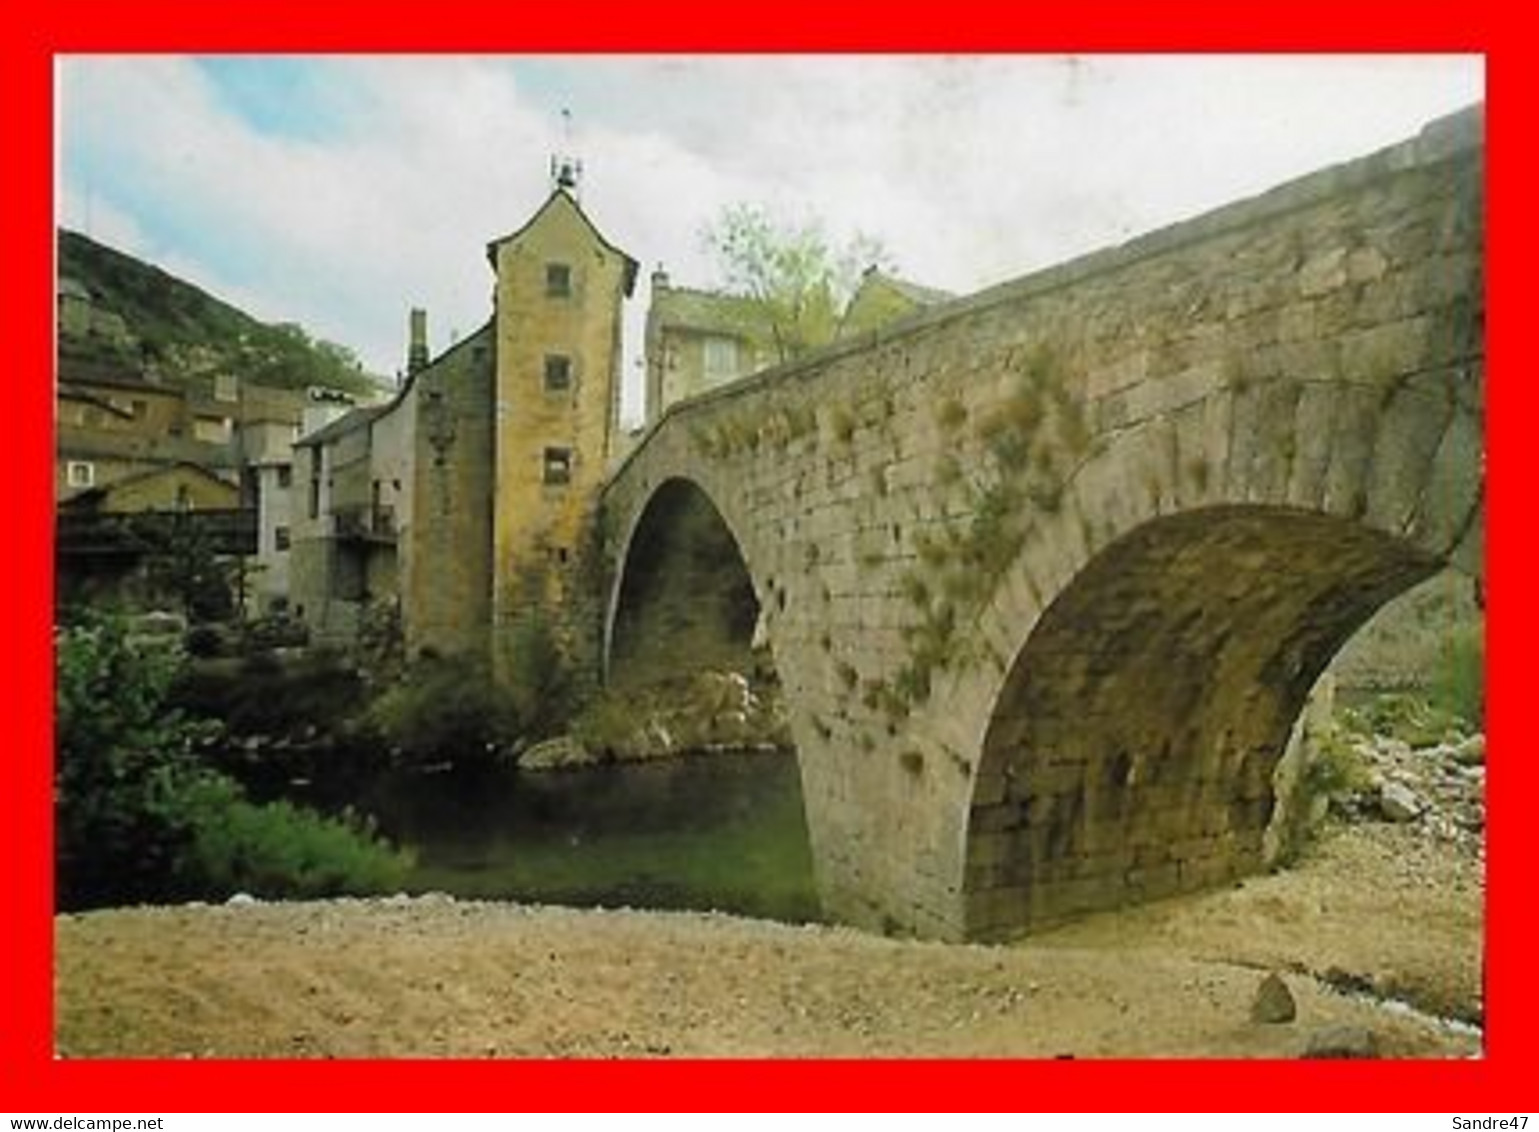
55 507 259 558
332 503 397 544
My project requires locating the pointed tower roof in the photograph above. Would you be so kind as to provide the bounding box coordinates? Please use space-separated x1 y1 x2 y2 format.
485 188 639 297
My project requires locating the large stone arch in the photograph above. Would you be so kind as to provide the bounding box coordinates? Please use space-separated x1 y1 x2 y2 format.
957 365 1481 938
961 505 1447 937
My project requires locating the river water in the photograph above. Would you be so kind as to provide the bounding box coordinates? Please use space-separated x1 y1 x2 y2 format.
347 749 822 923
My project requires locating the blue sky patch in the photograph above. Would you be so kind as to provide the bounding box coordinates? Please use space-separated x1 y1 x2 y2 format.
194 56 356 143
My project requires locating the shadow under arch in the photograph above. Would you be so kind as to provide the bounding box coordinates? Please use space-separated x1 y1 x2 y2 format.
591 476 819 921
606 476 765 691
963 503 1448 940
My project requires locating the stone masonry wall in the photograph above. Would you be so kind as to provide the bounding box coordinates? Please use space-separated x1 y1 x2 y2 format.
405 326 495 661
601 106 1483 940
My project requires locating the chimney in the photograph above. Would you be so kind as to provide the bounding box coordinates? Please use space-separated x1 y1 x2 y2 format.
407 307 429 376
651 264 670 293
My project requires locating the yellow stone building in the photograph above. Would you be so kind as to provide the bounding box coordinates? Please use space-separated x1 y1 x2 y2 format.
487 188 638 639
289 182 637 680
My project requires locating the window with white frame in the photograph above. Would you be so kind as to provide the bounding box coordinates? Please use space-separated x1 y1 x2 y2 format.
66 461 94 488
702 335 740 382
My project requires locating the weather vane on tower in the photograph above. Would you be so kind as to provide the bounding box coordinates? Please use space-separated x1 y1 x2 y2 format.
550 107 583 197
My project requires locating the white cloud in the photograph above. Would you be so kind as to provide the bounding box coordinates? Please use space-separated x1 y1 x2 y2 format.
57 53 1483 421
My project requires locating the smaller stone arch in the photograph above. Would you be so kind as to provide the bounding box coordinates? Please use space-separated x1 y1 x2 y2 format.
604 475 767 693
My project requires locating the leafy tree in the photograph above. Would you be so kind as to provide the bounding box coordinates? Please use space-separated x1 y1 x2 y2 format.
366 652 524 770
55 612 223 905
701 203 894 362
136 514 241 623
56 611 411 909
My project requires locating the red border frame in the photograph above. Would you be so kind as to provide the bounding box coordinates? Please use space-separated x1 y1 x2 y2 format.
5 1 1527 1112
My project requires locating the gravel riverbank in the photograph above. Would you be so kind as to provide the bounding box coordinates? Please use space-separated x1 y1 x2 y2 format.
56 817 1482 1059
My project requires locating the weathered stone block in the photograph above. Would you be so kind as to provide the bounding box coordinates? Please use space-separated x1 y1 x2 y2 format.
1366 384 1457 536
1407 408 1483 558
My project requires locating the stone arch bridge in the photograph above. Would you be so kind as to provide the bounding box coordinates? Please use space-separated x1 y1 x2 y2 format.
596 107 1483 941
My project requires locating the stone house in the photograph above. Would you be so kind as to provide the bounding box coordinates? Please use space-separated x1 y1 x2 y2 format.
56 321 350 617
642 269 774 423
836 267 953 340
55 459 252 612
55 365 227 499
60 460 242 514
285 191 955 663
288 183 637 673
642 265 954 426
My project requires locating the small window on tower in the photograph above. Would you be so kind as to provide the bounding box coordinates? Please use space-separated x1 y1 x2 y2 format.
546 263 572 298
544 354 572 392
542 447 573 486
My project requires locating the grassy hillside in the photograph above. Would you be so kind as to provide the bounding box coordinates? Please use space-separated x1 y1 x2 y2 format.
58 229 382 397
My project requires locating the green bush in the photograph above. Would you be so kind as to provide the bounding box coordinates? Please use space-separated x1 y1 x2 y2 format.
180 793 411 899
1430 624 1484 729
1344 692 1469 748
183 623 229 658
56 612 215 906
56 611 410 910
1302 725 1373 798
505 610 574 741
240 612 309 651
367 653 523 768
170 648 369 739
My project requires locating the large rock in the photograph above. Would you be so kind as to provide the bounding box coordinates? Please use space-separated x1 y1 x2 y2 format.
1379 780 1424 822
575 669 788 762
1250 972 1297 1024
1449 734 1486 767
131 609 188 636
520 734 600 771
1301 1024 1380 1059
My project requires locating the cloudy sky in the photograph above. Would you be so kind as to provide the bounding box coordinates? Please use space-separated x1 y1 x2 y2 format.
56 54 1482 424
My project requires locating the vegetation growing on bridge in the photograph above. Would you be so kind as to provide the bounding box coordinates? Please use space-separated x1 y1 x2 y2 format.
876 345 1092 719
